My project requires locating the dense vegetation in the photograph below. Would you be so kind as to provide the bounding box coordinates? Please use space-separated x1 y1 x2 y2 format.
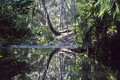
0 0 33 79
0 0 120 80
75 0 120 73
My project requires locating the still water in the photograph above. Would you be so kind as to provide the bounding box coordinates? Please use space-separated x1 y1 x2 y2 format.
0 47 119 80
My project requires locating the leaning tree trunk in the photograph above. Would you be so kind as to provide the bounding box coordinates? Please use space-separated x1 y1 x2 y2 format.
41 0 61 36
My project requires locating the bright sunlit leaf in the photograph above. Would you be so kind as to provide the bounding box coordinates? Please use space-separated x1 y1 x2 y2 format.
0 55 3 58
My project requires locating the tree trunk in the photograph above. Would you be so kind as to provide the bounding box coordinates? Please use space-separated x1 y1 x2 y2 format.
41 0 61 36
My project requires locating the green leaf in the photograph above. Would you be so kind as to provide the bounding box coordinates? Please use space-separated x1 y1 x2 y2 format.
14 0 20 1
95 60 98 64
112 26 116 29
94 1 100 7
0 55 3 58
84 54 88 57
21 0 27 4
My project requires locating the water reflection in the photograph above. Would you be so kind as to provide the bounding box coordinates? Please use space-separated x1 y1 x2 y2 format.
0 47 119 80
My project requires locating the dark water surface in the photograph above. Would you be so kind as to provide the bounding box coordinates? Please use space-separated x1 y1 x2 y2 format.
0 47 119 80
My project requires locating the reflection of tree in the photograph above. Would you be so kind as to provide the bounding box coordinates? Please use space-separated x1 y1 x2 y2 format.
37 55 44 80
0 48 31 80
58 53 63 80
42 48 60 80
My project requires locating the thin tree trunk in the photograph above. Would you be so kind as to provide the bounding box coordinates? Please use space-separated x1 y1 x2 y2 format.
38 0 41 9
42 48 60 80
38 55 44 80
73 0 76 23
41 0 61 36
59 0 64 30
64 0 72 16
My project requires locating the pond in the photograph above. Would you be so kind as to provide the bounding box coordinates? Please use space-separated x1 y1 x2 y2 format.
0 46 119 80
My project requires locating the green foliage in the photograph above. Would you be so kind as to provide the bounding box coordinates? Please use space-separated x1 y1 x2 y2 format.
0 0 33 45
0 0 33 15
37 26 54 45
73 0 95 45
74 0 120 48
95 0 120 20
73 0 120 78
0 0 35 79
